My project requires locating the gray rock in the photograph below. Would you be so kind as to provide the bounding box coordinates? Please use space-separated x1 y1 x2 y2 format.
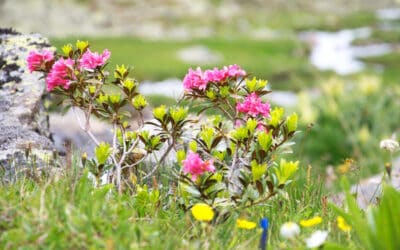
329 157 400 209
0 30 59 182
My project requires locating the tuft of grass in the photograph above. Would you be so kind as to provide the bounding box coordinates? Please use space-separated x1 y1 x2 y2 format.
0 153 362 249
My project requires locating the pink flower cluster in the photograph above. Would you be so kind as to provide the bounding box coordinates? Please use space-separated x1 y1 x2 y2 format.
236 92 271 117
46 58 75 91
183 152 215 180
183 64 246 91
79 49 110 70
183 67 208 91
26 49 54 72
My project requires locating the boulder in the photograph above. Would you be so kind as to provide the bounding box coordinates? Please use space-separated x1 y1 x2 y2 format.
0 28 59 182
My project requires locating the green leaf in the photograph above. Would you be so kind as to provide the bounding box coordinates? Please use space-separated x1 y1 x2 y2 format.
245 77 267 92
114 64 128 79
153 105 167 121
76 40 89 52
95 142 111 165
231 126 248 141
169 106 188 124
246 118 257 134
150 136 161 149
189 141 197 152
220 86 230 97
122 78 136 92
251 160 267 182
62 44 73 56
269 107 284 127
176 150 186 164
286 113 298 133
257 130 272 151
275 159 299 185
109 94 122 104
199 127 215 150
245 185 259 201
206 90 216 100
132 94 148 110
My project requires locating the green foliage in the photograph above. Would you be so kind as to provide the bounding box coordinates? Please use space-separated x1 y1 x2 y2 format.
276 159 299 185
331 178 400 250
95 142 111 165
296 76 400 175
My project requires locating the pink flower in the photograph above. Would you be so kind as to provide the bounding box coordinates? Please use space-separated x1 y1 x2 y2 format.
204 67 227 83
257 122 268 132
223 64 246 78
46 58 75 91
26 49 54 72
79 49 110 70
235 120 243 127
183 152 215 181
183 67 208 91
236 93 271 117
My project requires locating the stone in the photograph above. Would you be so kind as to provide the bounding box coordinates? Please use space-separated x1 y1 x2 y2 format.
329 157 400 209
0 29 59 182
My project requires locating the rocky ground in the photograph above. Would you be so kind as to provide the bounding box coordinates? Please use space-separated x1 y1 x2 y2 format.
0 29 61 182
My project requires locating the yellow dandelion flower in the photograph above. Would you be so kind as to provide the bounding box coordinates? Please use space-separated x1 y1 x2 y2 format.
300 216 322 227
191 203 214 222
236 219 257 229
337 158 355 175
337 216 351 232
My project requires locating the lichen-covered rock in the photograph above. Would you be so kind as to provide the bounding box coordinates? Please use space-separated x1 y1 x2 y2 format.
0 29 59 182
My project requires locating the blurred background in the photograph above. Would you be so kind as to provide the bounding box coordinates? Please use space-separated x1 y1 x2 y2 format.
2 0 400 184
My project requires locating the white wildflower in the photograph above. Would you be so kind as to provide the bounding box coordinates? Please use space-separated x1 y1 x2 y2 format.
280 222 300 239
380 139 399 152
305 230 328 248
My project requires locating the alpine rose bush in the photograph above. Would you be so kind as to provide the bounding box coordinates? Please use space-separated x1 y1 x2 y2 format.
27 41 300 224
27 40 167 194
26 49 54 72
178 65 299 220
